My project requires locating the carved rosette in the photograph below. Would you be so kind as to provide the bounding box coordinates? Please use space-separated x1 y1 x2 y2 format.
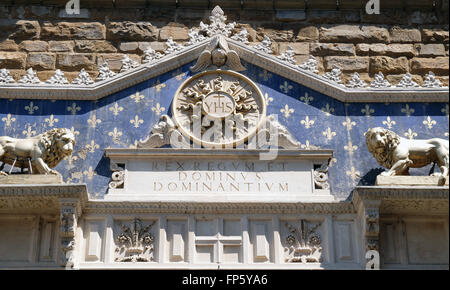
172 70 266 148
115 218 155 262
284 220 322 263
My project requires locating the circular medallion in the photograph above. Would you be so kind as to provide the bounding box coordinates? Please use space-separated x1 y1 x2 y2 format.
172 70 266 148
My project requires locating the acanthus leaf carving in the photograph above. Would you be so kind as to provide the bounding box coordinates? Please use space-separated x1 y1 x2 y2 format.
396 73 419 88
370 72 391 88
46 69 69 85
164 37 184 55
199 5 236 37
19 68 42 84
422 71 443 88
0 69 15 85
142 47 163 64
284 220 322 263
298 56 319 74
277 46 296 65
72 69 94 85
185 28 206 46
120 55 139 73
346 72 367 88
96 62 116 81
253 36 273 54
115 218 155 262
231 28 250 44
322 65 342 84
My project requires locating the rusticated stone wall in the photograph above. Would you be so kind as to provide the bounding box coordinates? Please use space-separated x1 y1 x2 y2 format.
0 4 448 85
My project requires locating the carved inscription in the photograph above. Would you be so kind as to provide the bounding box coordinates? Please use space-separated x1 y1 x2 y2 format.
149 160 290 193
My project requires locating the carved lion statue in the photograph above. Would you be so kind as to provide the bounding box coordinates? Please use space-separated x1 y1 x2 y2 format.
365 127 449 184
0 128 75 176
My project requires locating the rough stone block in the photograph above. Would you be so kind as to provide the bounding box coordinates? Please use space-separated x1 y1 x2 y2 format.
296 26 319 41
27 52 55 70
19 40 48 52
96 53 140 71
357 44 416 58
56 53 96 71
278 42 309 55
10 20 40 40
414 44 446 57
410 57 449 75
0 40 19 51
0 51 27 69
324 56 369 72
370 56 409 75
421 29 449 44
159 23 189 41
256 28 294 42
107 21 158 41
310 43 355 56
48 41 74 52
389 27 421 43
41 22 105 40
118 42 139 53
75 40 117 53
320 25 389 43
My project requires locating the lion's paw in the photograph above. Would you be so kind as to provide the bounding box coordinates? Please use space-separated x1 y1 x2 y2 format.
48 169 62 176
380 171 393 177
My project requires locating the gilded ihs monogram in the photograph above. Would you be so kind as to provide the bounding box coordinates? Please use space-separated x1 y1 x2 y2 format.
172 71 266 147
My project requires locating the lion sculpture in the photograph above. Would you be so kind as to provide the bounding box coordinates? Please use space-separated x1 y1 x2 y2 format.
365 127 449 184
0 128 75 176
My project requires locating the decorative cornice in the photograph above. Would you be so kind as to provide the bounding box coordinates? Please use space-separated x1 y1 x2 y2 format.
83 201 354 215
0 6 448 102
0 184 88 211
105 148 333 159
19 68 42 84
353 185 449 213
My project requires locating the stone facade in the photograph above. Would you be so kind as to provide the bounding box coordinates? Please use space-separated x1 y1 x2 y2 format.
0 3 448 85
0 3 448 271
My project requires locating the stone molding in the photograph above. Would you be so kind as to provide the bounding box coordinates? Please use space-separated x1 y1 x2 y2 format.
353 185 449 215
83 201 354 215
104 148 333 159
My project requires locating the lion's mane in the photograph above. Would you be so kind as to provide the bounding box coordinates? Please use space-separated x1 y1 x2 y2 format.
365 127 400 169
39 128 75 168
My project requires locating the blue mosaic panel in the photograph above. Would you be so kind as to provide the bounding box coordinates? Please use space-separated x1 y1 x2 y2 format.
0 61 448 199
